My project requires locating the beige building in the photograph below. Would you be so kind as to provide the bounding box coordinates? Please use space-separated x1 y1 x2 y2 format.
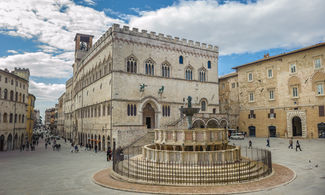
233 42 325 138
0 68 29 151
63 78 73 139
63 24 222 149
57 93 65 137
219 72 239 130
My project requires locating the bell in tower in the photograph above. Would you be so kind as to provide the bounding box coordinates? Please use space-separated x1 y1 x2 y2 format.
74 33 94 63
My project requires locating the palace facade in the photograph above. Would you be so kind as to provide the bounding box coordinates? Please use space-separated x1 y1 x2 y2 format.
231 42 325 138
61 24 221 149
0 68 30 151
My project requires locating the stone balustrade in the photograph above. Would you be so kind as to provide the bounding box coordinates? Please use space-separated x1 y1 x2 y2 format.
154 128 227 146
142 144 241 163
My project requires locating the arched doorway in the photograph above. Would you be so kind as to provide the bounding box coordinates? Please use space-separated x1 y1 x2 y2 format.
98 135 101 151
14 134 18 149
249 126 256 137
0 135 4 151
220 120 228 129
318 123 325 138
269 126 276 137
102 136 106 151
91 134 94 148
206 119 218 128
143 103 155 129
94 135 97 149
7 134 12 151
292 116 302 136
192 120 205 128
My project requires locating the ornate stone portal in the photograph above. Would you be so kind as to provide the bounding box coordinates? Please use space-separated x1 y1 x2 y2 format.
286 110 307 138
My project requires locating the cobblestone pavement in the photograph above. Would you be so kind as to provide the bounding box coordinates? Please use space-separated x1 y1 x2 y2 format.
0 137 324 195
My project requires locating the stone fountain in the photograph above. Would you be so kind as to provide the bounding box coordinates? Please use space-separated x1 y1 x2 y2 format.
112 96 272 185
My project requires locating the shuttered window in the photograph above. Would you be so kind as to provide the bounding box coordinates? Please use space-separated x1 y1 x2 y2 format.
319 106 325 117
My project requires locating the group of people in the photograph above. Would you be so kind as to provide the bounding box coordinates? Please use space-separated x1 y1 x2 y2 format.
247 137 302 151
20 135 40 151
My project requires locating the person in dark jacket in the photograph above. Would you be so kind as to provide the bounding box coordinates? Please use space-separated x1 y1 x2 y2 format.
296 140 302 151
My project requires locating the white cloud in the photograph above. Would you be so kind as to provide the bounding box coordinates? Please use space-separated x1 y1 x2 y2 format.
83 0 96 6
29 80 66 119
129 0 325 55
7 50 18 54
0 52 73 78
0 0 122 51
29 80 66 102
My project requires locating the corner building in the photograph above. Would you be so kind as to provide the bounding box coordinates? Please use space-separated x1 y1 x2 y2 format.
0 68 29 151
233 43 325 138
71 24 220 149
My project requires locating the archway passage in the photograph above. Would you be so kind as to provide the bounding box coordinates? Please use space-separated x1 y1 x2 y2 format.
220 120 228 129
0 135 4 151
318 123 325 138
206 120 218 128
249 126 256 137
7 134 12 151
269 126 276 137
192 120 205 128
143 103 155 129
292 116 302 136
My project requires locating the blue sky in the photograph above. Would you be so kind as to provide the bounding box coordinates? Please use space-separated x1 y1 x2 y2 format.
0 0 324 119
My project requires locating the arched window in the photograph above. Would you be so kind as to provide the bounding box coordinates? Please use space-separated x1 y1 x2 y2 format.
127 56 137 73
185 68 193 80
15 92 18 101
19 93 21 102
179 56 183 64
4 89 8 100
199 69 206 82
131 104 134 116
201 101 206 111
19 114 21 123
162 62 170 78
23 94 25 103
127 104 137 116
145 59 154 76
3 113 7 123
9 113 13 123
22 115 25 123
208 61 211 69
10 91 14 101
14 114 17 123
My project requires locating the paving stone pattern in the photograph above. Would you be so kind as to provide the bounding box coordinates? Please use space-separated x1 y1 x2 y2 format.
0 137 324 195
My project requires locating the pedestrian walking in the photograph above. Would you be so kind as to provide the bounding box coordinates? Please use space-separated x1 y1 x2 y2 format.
288 138 293 149
45 142 48 149
296 140 302 151
22 144 25 151
107 147 112 161
248 140 252 149
70 144 74 153
266 137 270 147
95 145 98 153
74 145 79 153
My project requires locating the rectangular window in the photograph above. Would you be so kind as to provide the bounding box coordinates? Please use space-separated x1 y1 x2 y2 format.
267 69 273 78
232 83 235 88
248 72 253 81
290 64 296 73
292 87 298 97
248 110 256 119
269 90 274 100
249 92 254 102
315 58 321 69
317 83 324 95
319 106 325 117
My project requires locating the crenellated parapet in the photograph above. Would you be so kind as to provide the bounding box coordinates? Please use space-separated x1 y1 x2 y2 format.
111 24 218 52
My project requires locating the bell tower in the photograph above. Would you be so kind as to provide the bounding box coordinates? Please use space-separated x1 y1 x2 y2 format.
74 33 94 63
